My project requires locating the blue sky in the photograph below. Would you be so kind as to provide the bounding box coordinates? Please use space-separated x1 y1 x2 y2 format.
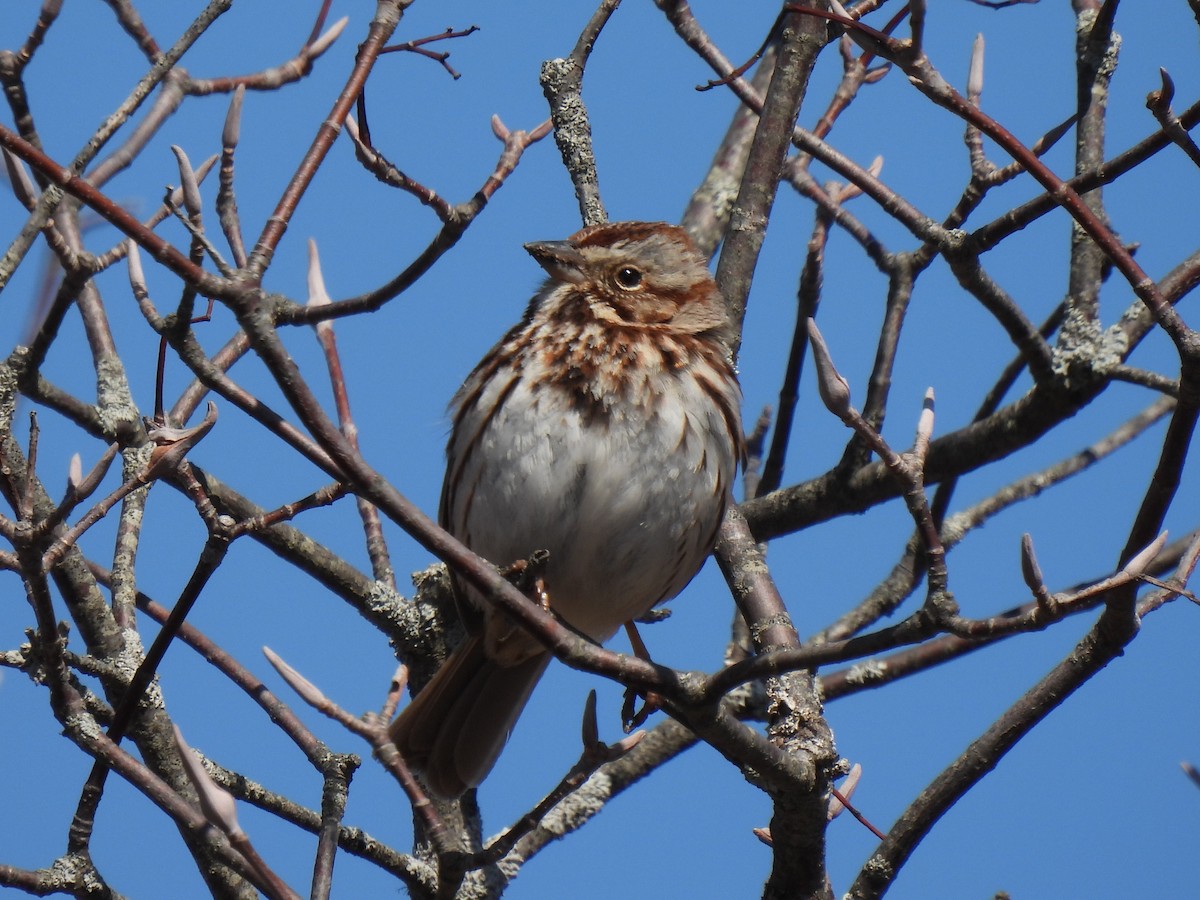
1 2 1198 897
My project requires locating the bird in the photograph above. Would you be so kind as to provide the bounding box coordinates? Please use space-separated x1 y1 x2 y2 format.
389 221 742 798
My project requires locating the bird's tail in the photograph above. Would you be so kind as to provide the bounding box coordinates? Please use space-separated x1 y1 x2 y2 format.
389 635 550 798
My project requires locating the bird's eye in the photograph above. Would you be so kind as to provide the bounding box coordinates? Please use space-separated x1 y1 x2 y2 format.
615 266 643 290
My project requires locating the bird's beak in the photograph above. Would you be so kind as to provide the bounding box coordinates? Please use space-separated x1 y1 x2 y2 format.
524 240 587 284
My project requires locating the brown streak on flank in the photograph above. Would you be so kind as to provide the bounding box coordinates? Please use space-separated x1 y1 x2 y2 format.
675 412 693 454
453 340 521 431
446 373 521 510
694 364 742 462
455 486 477 545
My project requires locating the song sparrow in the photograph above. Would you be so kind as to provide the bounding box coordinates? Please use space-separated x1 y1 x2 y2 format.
390 220 743 797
